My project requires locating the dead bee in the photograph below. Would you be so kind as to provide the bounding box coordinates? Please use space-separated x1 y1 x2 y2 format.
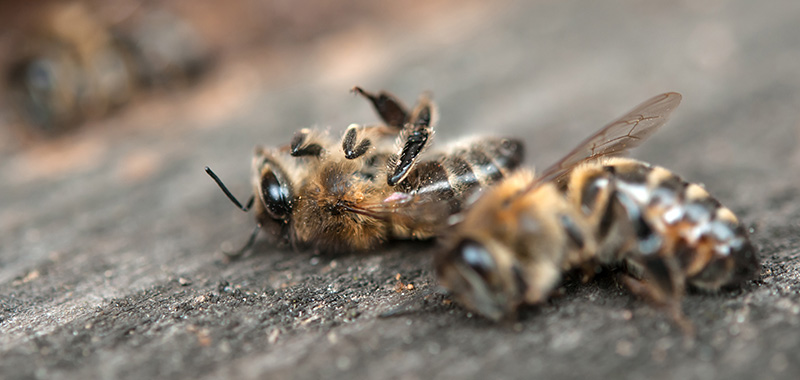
6 2 134 133
206 87 524 255
436 92 760 331
5 2 211 135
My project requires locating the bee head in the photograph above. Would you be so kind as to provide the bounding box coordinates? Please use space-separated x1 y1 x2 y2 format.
435 238 527 321
249 148 297 245
254 154 294 223
8 52 79 133
257 166 293 220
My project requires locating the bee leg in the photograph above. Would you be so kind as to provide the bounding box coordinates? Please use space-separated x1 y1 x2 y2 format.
222 224 262 261
342 124 374 159
352 86 408 128
342 123 403 159
387 95 437 186
579 260 599 283
290 128 325 157
621 257 695 337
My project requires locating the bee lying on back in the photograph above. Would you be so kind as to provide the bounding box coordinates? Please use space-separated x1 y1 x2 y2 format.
206 87 524 255
436 92 760 331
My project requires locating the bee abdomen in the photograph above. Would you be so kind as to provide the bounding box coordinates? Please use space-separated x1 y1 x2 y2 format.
396 160 460 213
651 184 759 290
443 138 524 200
575 158 759 289
396 138 524 213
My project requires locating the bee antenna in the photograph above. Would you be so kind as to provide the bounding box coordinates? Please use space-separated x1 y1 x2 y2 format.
205 166 254 212
223 224 261 260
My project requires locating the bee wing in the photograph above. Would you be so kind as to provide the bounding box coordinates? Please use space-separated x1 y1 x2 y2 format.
348 191 455 228
534 92 682 187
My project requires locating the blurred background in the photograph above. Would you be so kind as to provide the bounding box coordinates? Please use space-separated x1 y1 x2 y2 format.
1 0 798 180
1 0 799 379
0 0 457 138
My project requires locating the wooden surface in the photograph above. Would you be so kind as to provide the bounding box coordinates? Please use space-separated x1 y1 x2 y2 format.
2 0 800 379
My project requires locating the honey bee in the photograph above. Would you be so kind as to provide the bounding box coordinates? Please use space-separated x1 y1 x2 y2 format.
6 2 134 133
205 87 524 255
5 2 211 135
436 92 761 330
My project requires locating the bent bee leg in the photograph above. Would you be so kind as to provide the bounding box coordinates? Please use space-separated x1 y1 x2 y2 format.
290 128 326 157
221 224 262 261
387 94 437 186
341 123 397 159
352 86 409 128
342 124 372 159
622 255 694 337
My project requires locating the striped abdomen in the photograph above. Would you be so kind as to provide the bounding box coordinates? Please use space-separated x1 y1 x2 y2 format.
396 137 524 213
568 157 760 291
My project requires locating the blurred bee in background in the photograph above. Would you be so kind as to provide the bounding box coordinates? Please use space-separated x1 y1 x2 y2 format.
206 87 524 255
436 92 760 332
113 7 211 89
5 2 211 135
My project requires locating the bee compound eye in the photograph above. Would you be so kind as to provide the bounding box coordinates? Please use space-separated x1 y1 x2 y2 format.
455 239 496 279
260 170 292 219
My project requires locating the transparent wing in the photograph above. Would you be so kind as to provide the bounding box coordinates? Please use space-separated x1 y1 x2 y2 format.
342 93 682 225
343 191 454 229
534 92 682 187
